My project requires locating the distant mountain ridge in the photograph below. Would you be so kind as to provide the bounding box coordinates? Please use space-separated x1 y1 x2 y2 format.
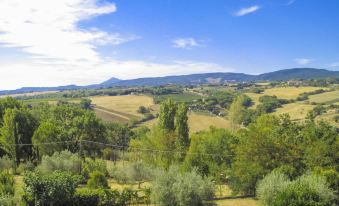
1 68 339 95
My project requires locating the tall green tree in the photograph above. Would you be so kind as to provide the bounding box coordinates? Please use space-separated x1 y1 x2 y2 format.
175 103 189 154
0 97 21 125
0 108 37 165
229 94 250 130
158 99 176 131
229 115 305 195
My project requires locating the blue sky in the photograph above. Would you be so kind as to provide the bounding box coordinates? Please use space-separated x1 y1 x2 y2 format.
0 0 338 90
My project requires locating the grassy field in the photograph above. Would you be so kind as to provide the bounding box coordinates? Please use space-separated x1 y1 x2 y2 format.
91 95 154 117
308 90 339 104
216 198 258 206
142 111 230 133
274 103 315 120
316 111 339 127
246 86 324 107
154 92 202 103
91 95 155 123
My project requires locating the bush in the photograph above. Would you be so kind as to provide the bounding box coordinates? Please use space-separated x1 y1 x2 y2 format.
72 188 137 206
108 162 153 185
38 150 81 174
257 172 336 206
72 189 100 206
151 167 214 206
23 171 83 206
0 156 13 171
82 159 108 179
0 195 17 206
0 171 14 196
17 161 35 174
87 171 109 189
256 171 289 206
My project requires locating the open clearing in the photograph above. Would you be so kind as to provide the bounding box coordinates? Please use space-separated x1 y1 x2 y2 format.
246 86 324 107
142 112 230 133
91 95 154 122
308 90 339 104
274 103 315 120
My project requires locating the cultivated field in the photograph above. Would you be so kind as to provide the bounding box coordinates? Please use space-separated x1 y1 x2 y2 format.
246 86 325 107
91 95 154 117
154 92 202 103
91 95 155 122
274 103 315 120
142 111 230 133
308 90 339 104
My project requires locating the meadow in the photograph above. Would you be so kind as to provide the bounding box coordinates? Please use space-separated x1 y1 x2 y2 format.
153 92 202 103
90 95 154 117
273 102 315 120
246 86 324 107
308 90 339 104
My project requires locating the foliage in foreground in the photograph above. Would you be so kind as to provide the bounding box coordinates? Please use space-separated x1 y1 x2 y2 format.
257 171 336 206
151 166 215 206
23 171 83 206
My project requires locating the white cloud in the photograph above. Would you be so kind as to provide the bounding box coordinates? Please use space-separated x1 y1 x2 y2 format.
172 38 201 49
234 5 261 17
294 58 312 65
0 59 233 90
0 0 232 90
0 0 137 63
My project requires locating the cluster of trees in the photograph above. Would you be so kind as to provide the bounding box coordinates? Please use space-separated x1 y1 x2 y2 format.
0 97 135 169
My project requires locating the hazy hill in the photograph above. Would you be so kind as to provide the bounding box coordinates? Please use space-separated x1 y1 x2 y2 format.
1 68 338 95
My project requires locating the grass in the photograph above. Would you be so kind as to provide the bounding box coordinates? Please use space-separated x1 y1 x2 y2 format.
91 95 154 117
216 198 258 206
141 111 231 133
153 92 202 103
274 103 315 120
246 86 325 107
316 110 339 127
308 90 339 104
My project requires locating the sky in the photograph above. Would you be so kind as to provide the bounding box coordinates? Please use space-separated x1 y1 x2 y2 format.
0 0 339 90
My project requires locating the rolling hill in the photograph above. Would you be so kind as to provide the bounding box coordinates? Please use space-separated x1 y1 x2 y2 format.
1 68 339 95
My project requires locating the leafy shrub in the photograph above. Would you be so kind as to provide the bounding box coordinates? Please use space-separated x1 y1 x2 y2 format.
38 150 81 174
0 171 15 196
102 148 118 161
23 171 83 206
256 171 289 206
151 166 214 206
0 156 13 171
0 195 17 206
73 188 140 206
17 161 35 174
87 171 109 189
108 162 153 185
73 189 100 206
257 172 336 206
82 158 108 179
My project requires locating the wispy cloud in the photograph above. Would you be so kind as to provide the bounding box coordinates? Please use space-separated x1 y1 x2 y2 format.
286 0 297 6
234 5 261 17
330 62 339 67
294 58 312 65
0 0 138 63
172 38 201 49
